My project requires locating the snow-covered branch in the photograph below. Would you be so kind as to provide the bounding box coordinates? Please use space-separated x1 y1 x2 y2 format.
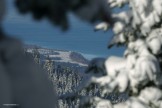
61 1 162 108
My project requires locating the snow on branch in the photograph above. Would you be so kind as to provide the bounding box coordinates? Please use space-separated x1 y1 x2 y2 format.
60 0 162 108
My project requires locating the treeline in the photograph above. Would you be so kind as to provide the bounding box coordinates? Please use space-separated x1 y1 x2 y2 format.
25 48 127 108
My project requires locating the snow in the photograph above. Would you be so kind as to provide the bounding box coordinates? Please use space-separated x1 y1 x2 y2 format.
27 48 88 67
44 0 162 107
113 22 124 34
105 56 126 78
146 28 162 54
94 22 109 31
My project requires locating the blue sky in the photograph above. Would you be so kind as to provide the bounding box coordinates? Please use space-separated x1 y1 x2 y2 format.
3 0 125 58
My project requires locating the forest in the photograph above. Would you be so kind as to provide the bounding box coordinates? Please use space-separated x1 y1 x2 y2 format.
26 47 127 108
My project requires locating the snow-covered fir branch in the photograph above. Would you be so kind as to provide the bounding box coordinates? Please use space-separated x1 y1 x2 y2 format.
60 0 162 108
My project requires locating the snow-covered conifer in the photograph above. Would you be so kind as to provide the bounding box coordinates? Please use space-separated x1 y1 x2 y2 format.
60 0 162 107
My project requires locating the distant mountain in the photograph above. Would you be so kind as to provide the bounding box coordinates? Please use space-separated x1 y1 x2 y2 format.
23 45 126 108
24 45 89 74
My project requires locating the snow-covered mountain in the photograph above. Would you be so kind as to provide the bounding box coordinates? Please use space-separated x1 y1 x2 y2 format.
24 45 89 74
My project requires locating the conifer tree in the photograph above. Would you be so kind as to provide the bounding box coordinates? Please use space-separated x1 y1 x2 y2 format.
43 55 54 79
32 48 41 64
60 0 162 108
